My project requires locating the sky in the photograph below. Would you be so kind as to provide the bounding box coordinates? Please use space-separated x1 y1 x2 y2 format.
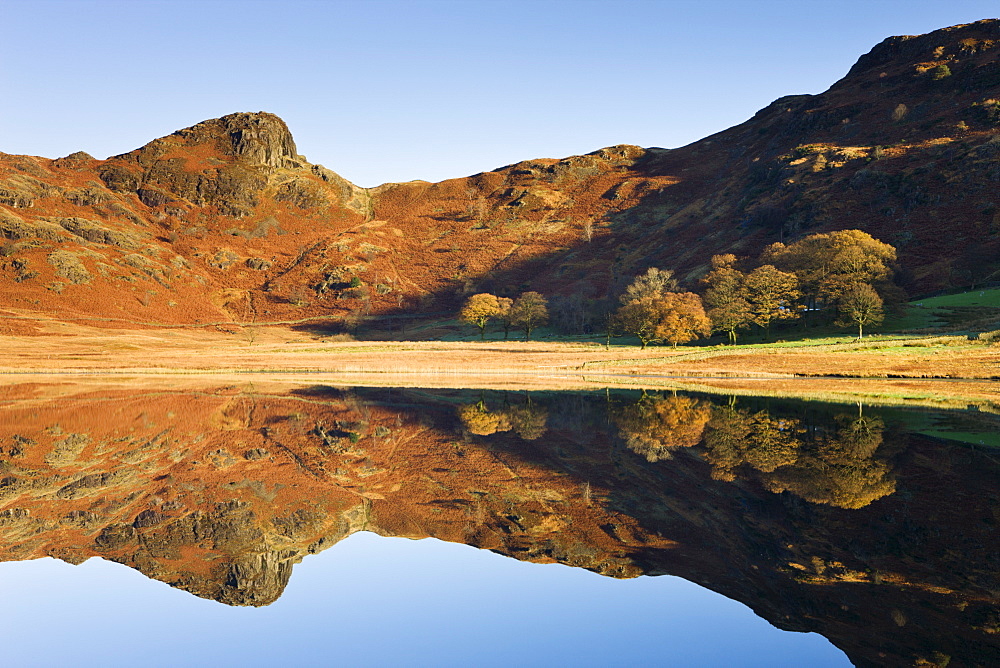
2 0 999 187
0 531 850 667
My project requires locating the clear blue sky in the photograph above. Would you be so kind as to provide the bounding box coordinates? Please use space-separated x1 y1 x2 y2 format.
2 0 998 186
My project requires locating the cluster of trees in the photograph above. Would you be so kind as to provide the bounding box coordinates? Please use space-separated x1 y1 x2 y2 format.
458 291 549 340
612 268 711 348
457 230 899 345
607 392 895 509
451 389 895 510
702 230 899 342
624 229 898 347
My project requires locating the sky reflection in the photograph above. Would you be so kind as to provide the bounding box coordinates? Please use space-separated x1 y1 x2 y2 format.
0 531 847 667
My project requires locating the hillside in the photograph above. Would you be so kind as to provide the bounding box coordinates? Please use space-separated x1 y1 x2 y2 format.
2 20 1000 334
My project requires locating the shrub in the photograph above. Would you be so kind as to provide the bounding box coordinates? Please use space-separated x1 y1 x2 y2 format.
931 64 952 80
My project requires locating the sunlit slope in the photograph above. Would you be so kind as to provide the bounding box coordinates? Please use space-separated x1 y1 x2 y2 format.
3 21 1000 330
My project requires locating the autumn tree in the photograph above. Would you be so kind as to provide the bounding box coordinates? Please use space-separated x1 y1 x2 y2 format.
702 254 753 345
615 297 665 348
620 267 678 304
496 296 514 339
615 292 711 348
509 292 549 340
457 397 547 440
458 293 502 340
703 404 804 482
743 264 801 338
762 230 897 309
506 400 549 440
458 401 511 436
655 292 712 347
836 283 884 339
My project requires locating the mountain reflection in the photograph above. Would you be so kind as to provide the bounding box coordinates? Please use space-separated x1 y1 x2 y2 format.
1 382 999 667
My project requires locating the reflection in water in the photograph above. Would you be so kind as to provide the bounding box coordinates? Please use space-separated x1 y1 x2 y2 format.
702 403 895 509
611 393 711 462
1 382 999 667
459 396 549 440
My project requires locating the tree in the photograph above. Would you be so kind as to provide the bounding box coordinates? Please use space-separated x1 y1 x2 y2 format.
612 393 711 462
654 292 712 347
458 401 511 436
615 292 710 349
620 267 678 304
457 397 547 440
744 264 801 338
506 400 549 440
459 293 502 340
509 292 549 340
931 63 952 80
836 283 884 339
762 230 897 310
496 296 514 339
702 254 753 345
615 297 664 349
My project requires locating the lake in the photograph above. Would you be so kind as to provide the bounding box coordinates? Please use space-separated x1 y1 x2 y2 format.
1 380 997 666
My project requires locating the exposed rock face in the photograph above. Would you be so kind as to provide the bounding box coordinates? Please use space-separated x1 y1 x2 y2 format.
217 112 300 169
3 21 1000 329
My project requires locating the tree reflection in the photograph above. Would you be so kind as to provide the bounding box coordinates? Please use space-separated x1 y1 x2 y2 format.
763 412 895 509
611 393 712 462
704 401 895 509
458 396 548 440
458 401 512 436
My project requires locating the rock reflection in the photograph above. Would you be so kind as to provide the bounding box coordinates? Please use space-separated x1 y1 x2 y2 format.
1 382 999 667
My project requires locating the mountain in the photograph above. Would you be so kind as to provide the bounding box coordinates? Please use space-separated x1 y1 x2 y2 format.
2 19 1000 333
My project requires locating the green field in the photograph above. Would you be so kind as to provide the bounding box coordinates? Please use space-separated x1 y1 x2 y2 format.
887 407 1000 448
888 287 1000 330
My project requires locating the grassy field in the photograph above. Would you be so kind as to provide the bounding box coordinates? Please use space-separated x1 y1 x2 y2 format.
886 287 1000 330
0 289 997 421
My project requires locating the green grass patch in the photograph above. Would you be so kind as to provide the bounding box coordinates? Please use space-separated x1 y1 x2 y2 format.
888 288 1000 330
885 407 1000 448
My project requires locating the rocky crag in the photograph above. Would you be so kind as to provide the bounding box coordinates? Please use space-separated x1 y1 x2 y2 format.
1 382 998 667
3 20 1000 333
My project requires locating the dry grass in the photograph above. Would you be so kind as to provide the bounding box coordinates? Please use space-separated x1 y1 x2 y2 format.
0 317 997 407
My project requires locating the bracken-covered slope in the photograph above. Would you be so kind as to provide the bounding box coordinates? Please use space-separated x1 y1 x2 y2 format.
3 19 1000 332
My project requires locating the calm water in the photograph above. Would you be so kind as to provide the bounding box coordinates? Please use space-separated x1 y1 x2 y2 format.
1 382 998 667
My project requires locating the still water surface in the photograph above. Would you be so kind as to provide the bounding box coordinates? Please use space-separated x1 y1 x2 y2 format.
0 382 997 666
